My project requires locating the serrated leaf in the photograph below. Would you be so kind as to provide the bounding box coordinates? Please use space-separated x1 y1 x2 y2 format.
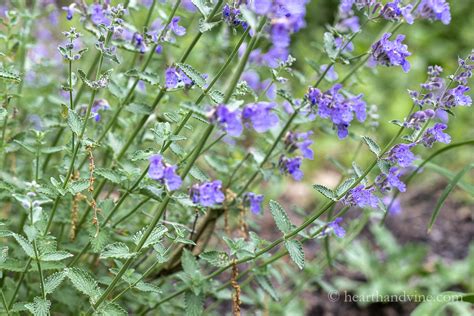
124 69 160 85
209 90 224 104
67 110 83 135
126 102 152 115
41 251 73 261
96 302 128 316
189 166 209 182
191 0 212 17
40 146 66 154
181 249 199 277
0 107 7 121
100 242 135 259
12 233 34 257
185 291 203 316
199 19 220 33
67 179 90 195
66 267 102 302
199 251 230 267
255 275 279 301
132 225 168 248
0 68 21 83
94 168 122 184
176 63 206 89
362 136 381 156
336 178 356 196
323 32 338 60
78 69 112 90
284 239 305 270
44 271 66 294
269 200 292 234
377 159 391 174
313 185 337 201
134 281 161 294
25 297 50 316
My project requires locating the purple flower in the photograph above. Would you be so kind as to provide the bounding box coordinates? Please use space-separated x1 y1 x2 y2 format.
442 85 472 108
191 180 225 207
132 33 146 54
404 109 435 130
320 64 338 82
376 167 407 193
90 4 110 26
148 154 182 191
387 143 416 167
279 156 304 181
285 131 314 160
416 0 451 25
369 33 411 73
91 99 110 122
343 185 379 209
382 196 402 215
170 17 186 36
148 155 165 180
210 105 243 137
251 0 273 15
328 218 346 238
62 4 75 21
421 123 451 148
306 84 367 139
380 0 414 24
163 166 182 191
165 67 192 89
244 192 264 214
242 102 279 133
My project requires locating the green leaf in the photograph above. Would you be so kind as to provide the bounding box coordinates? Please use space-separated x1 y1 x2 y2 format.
377 159 391 174
189 166 209 182
44 271 66 294
209 90 224 104
185 291 203 316
255 275 279 301
199 19 220 33
66 268 102 303
67 110 83 136
77 69 112 90
25 297 50 316
134 281 161 294
176 63 206 89
40 251 73 262
0 107 7 121
67 179 89 195
428 164 473 232
313 184 337 201
362 136 381 156
95 302 128 316
124 69 160 86
284 239 305 270
269 200 293 234
323 32 338 60
191 0 212 17
94 168 123 184
100 242 135 259
132 225 168 249
181 249 199 277
336 178 355 196
423 162 474 195
199 251 230 267
12 233 34 257
411 291 473 316
0 68 21 83
126 102 152 115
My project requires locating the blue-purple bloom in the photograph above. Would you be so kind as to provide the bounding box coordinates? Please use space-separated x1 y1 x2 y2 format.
191 180 225 207
165 67 192 89
343 185 379 209
421 123 451 147
328 217 346 238
387 143 416 167
242 102 279 133
376 167 407 192
405 109 435 130
285 131 314 160
170 17 186 36
320 64 338 81
210 105 243 137
279 156 304 181
380 0 414 24
148 154 182 191
382 196 402 215
369 33 411 73
62 4 75 21
244 192 264 214
416 0 451 25
90 4 111 26
91 99 110 122
306 84 367 139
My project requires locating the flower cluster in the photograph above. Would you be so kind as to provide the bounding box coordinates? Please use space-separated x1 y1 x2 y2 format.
306 84 367 139
284 131 314 160
369 33 411 72
148 154 182 191
222 4 248 29
190 180 225 207
165 67 193 89
91 99 110 122
343 185 379 209
279 156 304 181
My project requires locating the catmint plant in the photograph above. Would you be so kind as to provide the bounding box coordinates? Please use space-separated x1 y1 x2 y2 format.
0 0 472 315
